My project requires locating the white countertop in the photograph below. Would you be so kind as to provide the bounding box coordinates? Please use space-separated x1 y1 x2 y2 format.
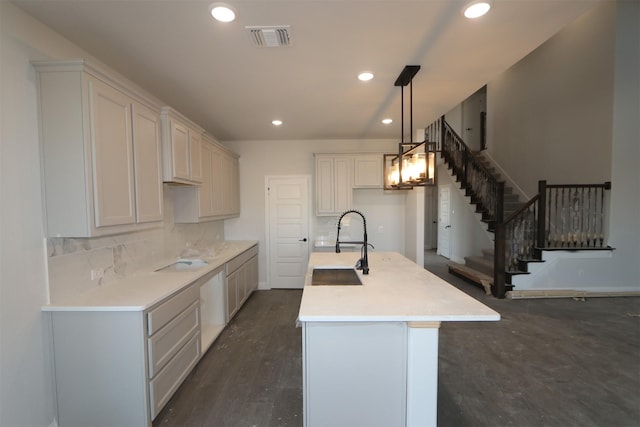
298 252 500 322
42 241 258 312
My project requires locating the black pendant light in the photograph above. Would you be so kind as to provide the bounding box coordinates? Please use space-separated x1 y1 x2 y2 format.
383 65 436 189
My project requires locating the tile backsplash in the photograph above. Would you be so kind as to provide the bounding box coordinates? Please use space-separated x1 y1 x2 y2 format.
46 185 225 303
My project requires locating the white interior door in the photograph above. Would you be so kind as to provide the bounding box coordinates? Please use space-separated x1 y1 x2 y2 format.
437 185 451 259
267 176 310 289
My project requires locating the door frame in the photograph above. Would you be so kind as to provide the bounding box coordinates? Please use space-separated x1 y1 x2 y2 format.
264 174 312 289
437 184 452 259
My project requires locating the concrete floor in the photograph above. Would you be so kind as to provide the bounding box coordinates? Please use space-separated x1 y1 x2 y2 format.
154 252 640 427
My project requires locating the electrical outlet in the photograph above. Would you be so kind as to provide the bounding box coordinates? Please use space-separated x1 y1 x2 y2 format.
378 225 384 233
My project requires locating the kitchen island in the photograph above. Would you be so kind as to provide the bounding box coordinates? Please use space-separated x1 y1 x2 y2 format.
298 251 500 427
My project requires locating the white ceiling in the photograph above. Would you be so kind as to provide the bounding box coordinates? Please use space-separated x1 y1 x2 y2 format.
13 0 601 142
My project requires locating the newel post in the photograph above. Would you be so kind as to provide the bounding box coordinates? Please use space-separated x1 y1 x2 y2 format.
537 180 547 249
493 222 506 299
492 181 506 298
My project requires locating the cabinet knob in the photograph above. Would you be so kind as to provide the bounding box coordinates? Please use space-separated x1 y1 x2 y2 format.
299 238 308 242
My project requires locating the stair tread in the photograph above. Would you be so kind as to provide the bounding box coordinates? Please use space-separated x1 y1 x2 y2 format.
447 263 492 295
464 255 494 276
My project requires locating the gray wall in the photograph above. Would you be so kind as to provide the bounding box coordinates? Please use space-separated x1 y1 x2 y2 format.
487 1 616 197
1 3 74 425
485 0 638 290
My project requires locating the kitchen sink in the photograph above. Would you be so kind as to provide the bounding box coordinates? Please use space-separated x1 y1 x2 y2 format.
311 268 363 286
155 259 208 272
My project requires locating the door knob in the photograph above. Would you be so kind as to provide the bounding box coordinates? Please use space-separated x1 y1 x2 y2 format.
299 238 308 242
445 225 451 229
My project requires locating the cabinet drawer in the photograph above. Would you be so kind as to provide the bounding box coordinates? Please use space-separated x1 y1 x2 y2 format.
148 301 199 378
149 333 200 420
148 285 199 336
225 245 258 276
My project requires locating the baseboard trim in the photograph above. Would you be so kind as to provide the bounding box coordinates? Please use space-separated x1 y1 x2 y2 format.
507 289 640 299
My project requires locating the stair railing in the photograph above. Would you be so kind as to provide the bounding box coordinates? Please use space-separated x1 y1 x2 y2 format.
426 116 504 229
494 180 612 298
494 194 541 298
541 181 612 249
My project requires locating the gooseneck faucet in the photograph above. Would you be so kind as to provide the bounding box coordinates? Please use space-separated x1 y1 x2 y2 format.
335 209 370 274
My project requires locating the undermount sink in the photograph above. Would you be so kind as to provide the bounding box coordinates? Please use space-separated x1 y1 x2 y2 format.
311 268 363 286
155 259 208 272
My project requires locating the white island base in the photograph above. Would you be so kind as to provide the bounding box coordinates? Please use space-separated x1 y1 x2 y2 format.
298 252 500 427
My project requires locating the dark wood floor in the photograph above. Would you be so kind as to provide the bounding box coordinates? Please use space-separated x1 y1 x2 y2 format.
153 289 303 427
154 254 640 427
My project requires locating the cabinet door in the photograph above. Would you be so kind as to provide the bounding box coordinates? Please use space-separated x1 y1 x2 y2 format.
226 270 239 319
223 153 240 216
132 102 163 223
334 157 353 213
198 142 214 218
354 155 383 188
170 120 190 181
247 255 259 293
304 322 407 427
211 145 225 216
315 157 335 215
189 131 202 183
89 78 136 227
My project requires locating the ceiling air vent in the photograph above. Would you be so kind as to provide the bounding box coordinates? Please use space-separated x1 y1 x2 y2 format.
246 26 291 47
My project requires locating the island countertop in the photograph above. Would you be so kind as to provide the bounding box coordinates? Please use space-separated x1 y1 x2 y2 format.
298 251 500 322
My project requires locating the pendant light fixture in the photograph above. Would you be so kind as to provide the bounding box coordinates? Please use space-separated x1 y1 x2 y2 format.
383 65 436 190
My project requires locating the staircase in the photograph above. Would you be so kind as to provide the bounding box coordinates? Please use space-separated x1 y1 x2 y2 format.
427 115 612 298
446 151 527 294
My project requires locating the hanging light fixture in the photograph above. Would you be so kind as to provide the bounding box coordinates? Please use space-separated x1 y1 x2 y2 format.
383 65 436 190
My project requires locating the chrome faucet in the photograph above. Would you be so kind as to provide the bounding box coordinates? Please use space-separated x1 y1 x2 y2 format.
335 209 371 274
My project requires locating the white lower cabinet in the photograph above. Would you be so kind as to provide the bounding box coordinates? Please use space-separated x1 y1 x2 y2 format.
225 246 259 321
302 320 441 427
49 284 201 427
148 334 200 419
48 245 259 427
303 322 408 427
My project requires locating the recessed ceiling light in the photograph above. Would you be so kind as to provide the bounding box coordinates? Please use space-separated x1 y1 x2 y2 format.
272 119 283 126
382 118 393 125
358 72 374 82
210 3 236 22
463 1 491 19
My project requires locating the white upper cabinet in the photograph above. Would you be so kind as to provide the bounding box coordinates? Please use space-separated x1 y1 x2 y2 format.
222 149 241 217
89 78 136 227
132 102 164 223
198 141 214 218
189 131 203 183
33 59 164 237
354 154 383 188
173 134 241 223
160 107 203 185
315 154 353 216
169 121 190 180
